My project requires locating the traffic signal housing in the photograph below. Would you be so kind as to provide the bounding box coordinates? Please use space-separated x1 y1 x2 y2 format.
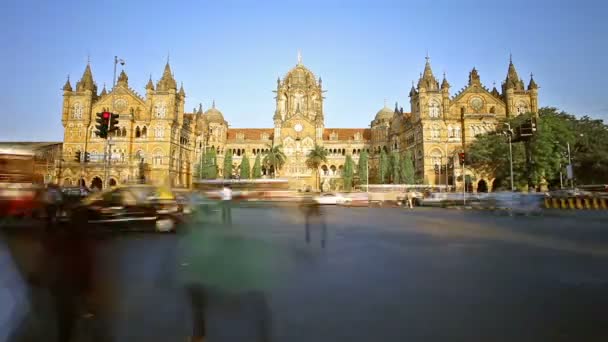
458 152 465 165
74 151 81 162
109 113 119 135
95 111 111 139
84 152 90 163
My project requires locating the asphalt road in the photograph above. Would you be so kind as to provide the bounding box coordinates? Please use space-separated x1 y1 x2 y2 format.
2 206 608 341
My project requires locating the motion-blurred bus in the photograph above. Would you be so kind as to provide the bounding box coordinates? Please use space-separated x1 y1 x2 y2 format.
0 147 42 217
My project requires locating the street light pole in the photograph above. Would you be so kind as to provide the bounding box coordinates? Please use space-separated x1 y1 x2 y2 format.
104 56 124 189
503 123 514 192
567 142 573 189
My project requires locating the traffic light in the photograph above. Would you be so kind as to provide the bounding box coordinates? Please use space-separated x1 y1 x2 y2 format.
84 152 90 163
95 111 110 139
458 152 465 165
530 117 538 133
74 151 81 162
109 113 119 135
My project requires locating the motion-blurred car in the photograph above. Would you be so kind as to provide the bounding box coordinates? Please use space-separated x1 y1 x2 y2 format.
70 185 183 233
314 192 349 205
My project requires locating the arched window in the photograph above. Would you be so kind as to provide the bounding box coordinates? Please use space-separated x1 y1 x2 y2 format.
141 126 147 138
153 150 163 166
135 126 141 138
448 125 454 138
431 125 441 139
429 100 441 118
454 126 461 138
121 127 127 137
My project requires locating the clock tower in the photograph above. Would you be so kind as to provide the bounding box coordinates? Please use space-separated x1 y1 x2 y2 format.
273 54 324 179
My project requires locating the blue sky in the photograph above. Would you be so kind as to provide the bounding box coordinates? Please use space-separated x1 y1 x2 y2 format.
1 0 607 141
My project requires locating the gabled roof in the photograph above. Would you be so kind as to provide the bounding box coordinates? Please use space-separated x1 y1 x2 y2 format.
227 128 274 142
323 128 371 141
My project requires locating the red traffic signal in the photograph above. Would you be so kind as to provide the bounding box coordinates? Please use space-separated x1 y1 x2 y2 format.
102 111 110 119
458 152 465 165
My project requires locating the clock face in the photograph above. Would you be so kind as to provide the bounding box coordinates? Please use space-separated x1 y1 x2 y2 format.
294 123 303 132
114 99 127 112
470 97 484 111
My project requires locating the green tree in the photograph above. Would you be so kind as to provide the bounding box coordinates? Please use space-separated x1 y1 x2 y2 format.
252 154 262 179
465 107 603 190
305 145 328 191
240 153 251 179
263 144 286 178
342 155 354 191
401 150 415 184
379 149 389 184
358 150 369 186
207 148 217 179
223 149 233 179
390 151 401 184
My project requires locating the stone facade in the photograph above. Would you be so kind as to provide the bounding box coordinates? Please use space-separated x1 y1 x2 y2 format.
58 55 537 192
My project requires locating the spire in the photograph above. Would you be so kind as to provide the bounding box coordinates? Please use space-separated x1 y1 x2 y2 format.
491 81 500 97
198 103 203 114
100 83 107 96
528 72 538 90
179 82 185 96
504 55 523 91
76 63 96 92
145 74 154 91
156 61 177 91
62 75 72 91
409 81 417 97
297 50 302 65
318 77 322 88
212 99 216 109
418 56 439 90
394 101 398 112
117 70 128 86
441 72 450 89
468 67 481 86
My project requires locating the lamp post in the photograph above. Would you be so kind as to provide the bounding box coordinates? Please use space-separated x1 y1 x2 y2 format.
104 56 125 189
503 123 514 192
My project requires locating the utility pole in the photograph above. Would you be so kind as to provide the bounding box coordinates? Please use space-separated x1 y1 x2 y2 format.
104 56 124 189
567 142 574 189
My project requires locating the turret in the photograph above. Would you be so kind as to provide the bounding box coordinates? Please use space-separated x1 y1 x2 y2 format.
468 67 481 87
179 82 186 97
417 56 439 91
75 63 97 94
145 75 155 91
116 70 128 87
156 62 177 91
502 55 524 92
62 75 72 92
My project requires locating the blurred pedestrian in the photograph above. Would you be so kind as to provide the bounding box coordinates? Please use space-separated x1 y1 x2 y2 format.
221 185 232 225
405 191 414 209
302 197 327 248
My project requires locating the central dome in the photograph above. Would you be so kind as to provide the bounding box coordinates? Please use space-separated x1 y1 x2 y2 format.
204 101 225 123
374 106 394 121
283 64 318 87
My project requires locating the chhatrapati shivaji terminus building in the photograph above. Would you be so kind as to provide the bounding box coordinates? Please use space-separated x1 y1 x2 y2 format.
59 54 537 191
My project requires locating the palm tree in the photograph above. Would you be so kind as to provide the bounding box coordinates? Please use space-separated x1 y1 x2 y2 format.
305 145 328 191
262 144 286 178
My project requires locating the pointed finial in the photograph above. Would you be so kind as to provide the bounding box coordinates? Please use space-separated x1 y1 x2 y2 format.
87 53 90 64
509 52 512 64
530 72 534 78
425 50 429 61
493 81 496 87
167 51 170 64
198 103 203 114
212 99 216 109
297 50 302 65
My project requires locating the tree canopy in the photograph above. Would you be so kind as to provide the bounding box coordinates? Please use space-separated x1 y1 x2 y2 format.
343 155 354 191
401 150 415 184
252 154 262 179
240 153 251 179
390 151 400 184
263 144 286 178
306 145 328 190
358 150 369 185
467 107 608 190
379 149 389 184
223 149 233 179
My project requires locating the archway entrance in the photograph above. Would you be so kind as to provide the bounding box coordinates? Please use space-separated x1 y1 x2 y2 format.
91 177 103 190
491 178 502 192
465 175 473 193
79 178 86 187
477 179 488 193
109 178 117 187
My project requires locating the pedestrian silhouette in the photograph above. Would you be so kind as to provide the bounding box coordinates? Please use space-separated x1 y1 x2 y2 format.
301 197 327 248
